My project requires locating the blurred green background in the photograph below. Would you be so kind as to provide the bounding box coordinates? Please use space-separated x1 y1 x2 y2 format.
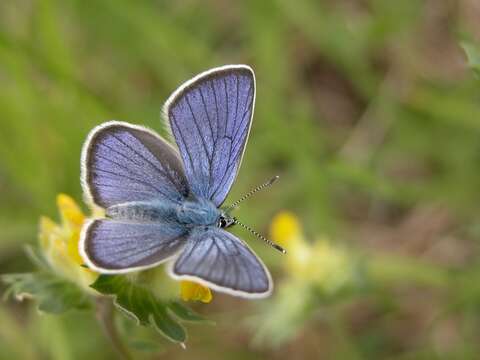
2 0 480 359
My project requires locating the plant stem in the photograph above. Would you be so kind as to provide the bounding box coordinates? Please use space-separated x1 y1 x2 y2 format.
0 304 37 360
95 297 133 360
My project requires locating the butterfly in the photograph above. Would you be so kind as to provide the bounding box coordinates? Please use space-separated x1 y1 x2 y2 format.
79 65 284 298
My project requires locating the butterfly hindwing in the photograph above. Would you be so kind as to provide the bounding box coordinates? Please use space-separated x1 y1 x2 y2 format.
169 227 272 298
81 121 189 208
80 219 187 273
164 65 255 206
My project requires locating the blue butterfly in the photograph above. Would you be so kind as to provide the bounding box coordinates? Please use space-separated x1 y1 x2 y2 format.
79 65 284 298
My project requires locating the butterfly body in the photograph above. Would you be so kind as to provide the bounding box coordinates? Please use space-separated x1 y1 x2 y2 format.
176 196 221 227
80 65 274 298
106 194 224 229
106 200 178 223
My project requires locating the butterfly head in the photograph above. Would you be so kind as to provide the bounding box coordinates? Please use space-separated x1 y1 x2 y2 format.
217 213 236 228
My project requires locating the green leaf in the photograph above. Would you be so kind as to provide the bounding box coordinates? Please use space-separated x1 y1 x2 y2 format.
461 41 480 78
2 272 90 314
91 275 186 344
167 301 213 324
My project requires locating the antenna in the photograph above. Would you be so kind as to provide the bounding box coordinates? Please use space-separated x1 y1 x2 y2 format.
234 218 286 254
226 176 279 213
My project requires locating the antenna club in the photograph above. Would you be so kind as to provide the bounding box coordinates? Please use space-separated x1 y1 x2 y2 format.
268 175 280 185
273 244 287 254
233 218 286 255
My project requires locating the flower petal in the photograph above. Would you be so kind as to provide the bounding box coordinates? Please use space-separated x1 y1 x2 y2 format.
57 193 84 229
38 194 97 292
180 280 212 303
38 216 60 251
269 211 303 248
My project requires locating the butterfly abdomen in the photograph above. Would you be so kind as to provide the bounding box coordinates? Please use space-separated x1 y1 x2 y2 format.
106 200 177 223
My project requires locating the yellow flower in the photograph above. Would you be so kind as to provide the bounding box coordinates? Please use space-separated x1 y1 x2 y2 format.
308 237 351 293
180 280 212 303
270 211 310 277
270 211 352 294
269 211 303 249
39 194 97 291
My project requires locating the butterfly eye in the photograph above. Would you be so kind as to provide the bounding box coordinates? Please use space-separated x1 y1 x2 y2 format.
218 216 227 228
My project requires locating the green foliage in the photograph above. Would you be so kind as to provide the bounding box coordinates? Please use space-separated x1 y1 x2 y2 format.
3 246 210 349
2 272 90 314
1 0 480 358
167 300 212 323
91 275 207 344
2 246 90 314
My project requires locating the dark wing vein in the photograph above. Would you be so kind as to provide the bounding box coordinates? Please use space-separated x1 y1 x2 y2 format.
114 240 173 263
216 238 228 286
93 163 163 197
93 155 173 201
232 238 253 291
231 123 250 159
198 87 215 142
170 114 196 176
210 82 220 139
232 74 239 134
110 133 179 188
208 140 233 199
231 86 253 142
174 237 199 270
185 94 212 161
94 140 179 192
91 183 154 196
223 78 229 137
205 238 221 279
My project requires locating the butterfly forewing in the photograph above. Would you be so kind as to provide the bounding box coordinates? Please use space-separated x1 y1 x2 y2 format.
81 121 189 208
170 227 272 298
164 65 255 206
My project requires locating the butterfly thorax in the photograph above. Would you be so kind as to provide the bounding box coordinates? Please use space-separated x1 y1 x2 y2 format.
176 197 220 227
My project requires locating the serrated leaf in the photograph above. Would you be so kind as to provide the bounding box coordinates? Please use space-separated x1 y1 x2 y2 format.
167 301 213 324
91 275 187 343
2 272 90 314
